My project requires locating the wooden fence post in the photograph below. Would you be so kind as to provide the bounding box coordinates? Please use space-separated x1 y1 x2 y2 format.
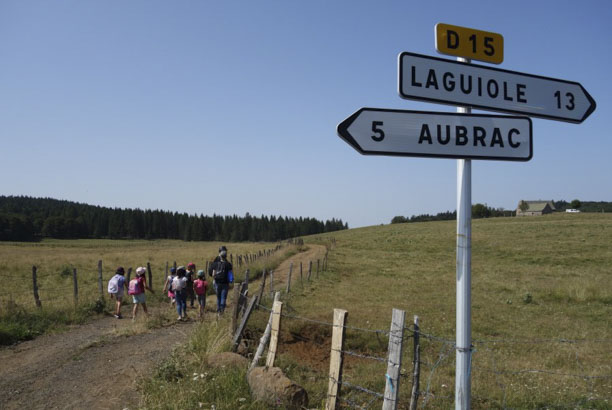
326 308 347 410
245 269 249 286
250 292 280 370
409 316 421 410
307 260 313 281
286 262 293 293
269 270 274 298
231 283 242 334
257 269 267 305
32 266 42 308
300 262 303 285
127 267 132 283
164 262 168 287
383 308 406 410
72 268 78 306
317 259 320 279
231 295 259 352
97 260 103 299
265 299 283 367
147 262 153 291
239 283 248 317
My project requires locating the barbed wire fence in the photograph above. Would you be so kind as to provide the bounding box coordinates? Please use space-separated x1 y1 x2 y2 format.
241 288 612 409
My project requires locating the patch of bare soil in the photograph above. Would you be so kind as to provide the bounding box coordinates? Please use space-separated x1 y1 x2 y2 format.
253 244 331 370
280 325 332 372
0 307 197 410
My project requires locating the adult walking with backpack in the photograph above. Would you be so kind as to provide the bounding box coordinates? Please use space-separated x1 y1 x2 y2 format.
208 245 234 315
128 266 154 321
107 267 127 319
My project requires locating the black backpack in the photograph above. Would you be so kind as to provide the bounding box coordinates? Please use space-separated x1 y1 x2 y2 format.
213 261 228 283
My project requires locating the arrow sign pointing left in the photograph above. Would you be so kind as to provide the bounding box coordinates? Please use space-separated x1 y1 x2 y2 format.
337 108 533 161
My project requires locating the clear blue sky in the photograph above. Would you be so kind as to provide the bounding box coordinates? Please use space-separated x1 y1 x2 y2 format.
1 0 610 228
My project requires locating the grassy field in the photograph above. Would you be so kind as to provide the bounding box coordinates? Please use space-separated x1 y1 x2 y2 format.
2 214 611 408
261 213 611 408
0 239 289 344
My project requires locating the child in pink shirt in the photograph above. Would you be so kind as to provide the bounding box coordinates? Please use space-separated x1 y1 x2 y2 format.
193 270 208 320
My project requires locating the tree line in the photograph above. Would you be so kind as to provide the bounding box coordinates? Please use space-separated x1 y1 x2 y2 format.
553 200 612 212
0 196 347 242
391 203 514 224
392 199 612 225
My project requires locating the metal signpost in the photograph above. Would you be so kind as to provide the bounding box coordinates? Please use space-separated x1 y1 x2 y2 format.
336 23 595 410
455 56 472 410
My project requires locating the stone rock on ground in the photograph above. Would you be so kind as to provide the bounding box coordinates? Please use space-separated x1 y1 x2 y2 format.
247 366 308 409
236 339 249 356
207 351 249 368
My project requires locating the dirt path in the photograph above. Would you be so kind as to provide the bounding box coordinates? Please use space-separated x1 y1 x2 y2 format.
0 244 327 410
0 306 197 410
261 244 327 293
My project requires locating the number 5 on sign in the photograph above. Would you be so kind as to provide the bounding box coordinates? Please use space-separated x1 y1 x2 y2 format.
435 23 503 64
371 121 384 141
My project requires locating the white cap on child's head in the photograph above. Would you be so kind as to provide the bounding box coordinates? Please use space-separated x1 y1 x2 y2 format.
136 266 147 276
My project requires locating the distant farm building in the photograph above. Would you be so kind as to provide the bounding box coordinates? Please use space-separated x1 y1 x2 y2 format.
516 200 555 216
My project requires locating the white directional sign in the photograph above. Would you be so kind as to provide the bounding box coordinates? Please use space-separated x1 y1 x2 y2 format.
399 52 596 123
337 108 532 161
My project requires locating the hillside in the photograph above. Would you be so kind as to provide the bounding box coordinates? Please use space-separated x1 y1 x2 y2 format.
277 213 612 408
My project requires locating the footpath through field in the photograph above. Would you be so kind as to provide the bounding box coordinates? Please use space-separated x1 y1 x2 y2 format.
0 307 197 410
0 244 326 410
256 244 327 291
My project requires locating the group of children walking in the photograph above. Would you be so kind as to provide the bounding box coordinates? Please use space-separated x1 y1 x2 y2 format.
106 246 234 322
162 263 208 321
107 266 154 320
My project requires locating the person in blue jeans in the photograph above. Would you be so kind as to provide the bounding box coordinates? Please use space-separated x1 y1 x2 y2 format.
208 245 234 315
173 266 188 320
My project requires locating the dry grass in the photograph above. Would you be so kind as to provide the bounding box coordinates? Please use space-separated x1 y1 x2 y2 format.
271 213 612 408
0 239 275 310
0 239 290 344
3 214 612 408
140 316 270 410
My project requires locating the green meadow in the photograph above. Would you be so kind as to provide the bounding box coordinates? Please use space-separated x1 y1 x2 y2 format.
2 213 611 408
142 213 611 409
288 213 612 408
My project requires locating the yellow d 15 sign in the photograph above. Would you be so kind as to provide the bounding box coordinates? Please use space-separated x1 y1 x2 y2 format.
435 23 503 64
